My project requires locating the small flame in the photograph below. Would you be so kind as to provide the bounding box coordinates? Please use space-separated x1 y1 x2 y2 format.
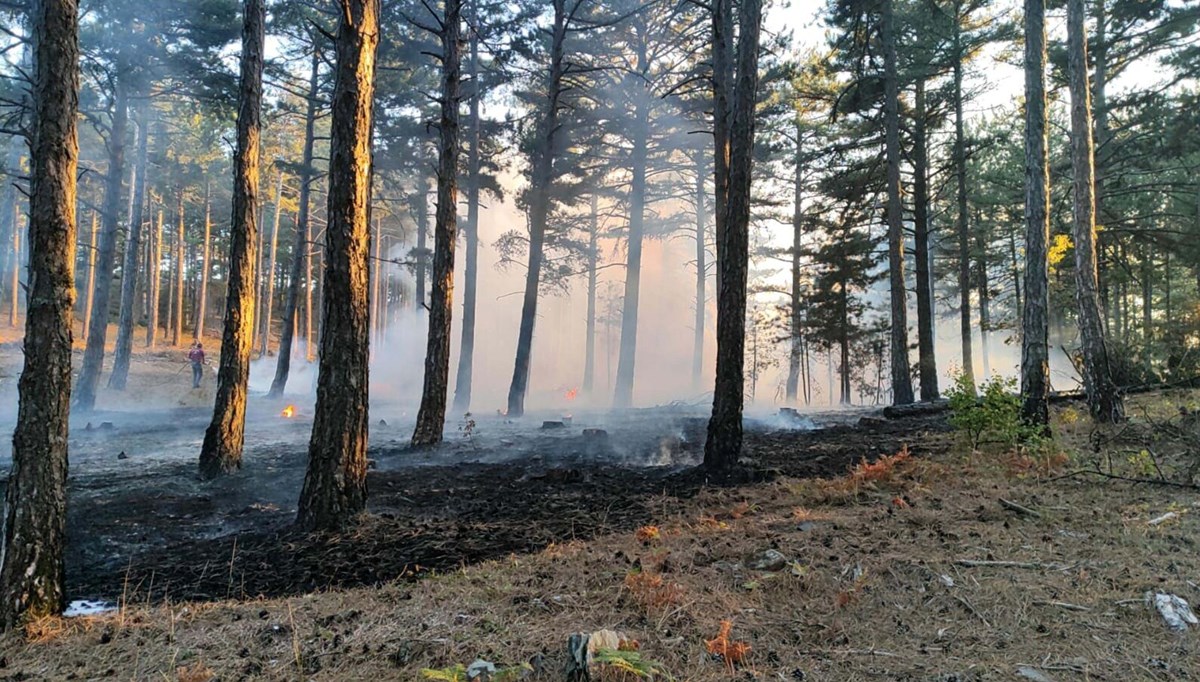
565 388 579 401
280 405 296 418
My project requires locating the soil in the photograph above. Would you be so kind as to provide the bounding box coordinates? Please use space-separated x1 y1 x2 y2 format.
59 395 950 604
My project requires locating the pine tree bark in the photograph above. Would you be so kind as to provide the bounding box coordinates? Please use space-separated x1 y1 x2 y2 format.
413 0 462 447
415 180 428 311
882 0 914 405
785 119 803 404
452 0 481 415
613 37 650 409
704 0 762 472
199 0 265 479
146 207 162 347
7 210 18 328
75 79 128 411
913 78 938 401
81 210 96 342
259 174 283 354
1022 0 1051 429
296 0 378 530
194 182 212 339
1 0 78 629
953 5 975 393
583 193 598 394
173 189 185 344
269 48 320 398
1067 0 1123 423
109 102 150 389
506 0 568 418
692 151 707 389
976 231 991 377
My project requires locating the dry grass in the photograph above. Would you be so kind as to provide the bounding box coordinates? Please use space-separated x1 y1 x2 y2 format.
3 400 1200 680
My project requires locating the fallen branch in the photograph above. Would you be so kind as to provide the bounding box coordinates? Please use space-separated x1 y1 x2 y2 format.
1036 600 1090 612
1048 469 1200 491
954 594 991 628
955 560 1070 571
999 498 1041 518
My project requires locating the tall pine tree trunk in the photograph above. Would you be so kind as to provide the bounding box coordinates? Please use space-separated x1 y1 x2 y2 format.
81 210 96 343
109 101 150 389
913 78 939 401
692 152 707 389
452 1 481 414
953 8 975 392
269 47 320 397
506 0 567 418
146 207 162 347
173 188 185 344
582 193 598 394
296 0 378 529
259 174 283 354
199 0 265 478
1 0 78 629
882 0 913 405
7 209 18 328
786 120 803 404
704 0 762 472
1067 0 1123 423
75 79 128 411
415 180 428 311
412 0 462 446
194 182 212 339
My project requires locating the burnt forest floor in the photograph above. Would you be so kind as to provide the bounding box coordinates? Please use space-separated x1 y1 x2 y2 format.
1 349 1199 680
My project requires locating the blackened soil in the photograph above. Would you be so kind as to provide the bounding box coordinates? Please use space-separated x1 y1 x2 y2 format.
64 412 951 603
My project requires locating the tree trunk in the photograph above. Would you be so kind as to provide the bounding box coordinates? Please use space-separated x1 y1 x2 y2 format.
75 79 128 411
452 1 481 415
269 49 320 397
81 210 96 342
506 0 568 418
1067 0 1123 422
173 188 185 345
582 193 598 394
1141 244 1152 370
976 233 991 377
198 0 265 479
296 0 378 529
146 207 162 347
839 285 851 405
613 38 650 409
165 197 176 342
415 180 428 311
692 152 707 389
785 119 803 404
108 102 150 389
412 0 462 447
370 214 381 352
258 174 283 355
882 0 914 406
194 182 212 339
7 207 18 328
913 78 938 401
1 0 78 629
704 0 762 472
953 5 975 393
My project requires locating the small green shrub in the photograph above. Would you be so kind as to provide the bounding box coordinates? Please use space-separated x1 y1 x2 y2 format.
947 374 1038 450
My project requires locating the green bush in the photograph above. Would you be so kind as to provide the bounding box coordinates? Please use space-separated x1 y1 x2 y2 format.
947 374 1037 450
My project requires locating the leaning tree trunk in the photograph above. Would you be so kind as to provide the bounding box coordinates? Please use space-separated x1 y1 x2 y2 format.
108 101 150 389
953 10 975 394
913 78 938 401
269 47 320 398
194 182 212 338
1 0 78 630
198 0 265 479
451 1 481 415
75 80 128 411
704 0 762 472
882 0 914 406
1022 0 1051 427
296 0 379 530
785 119 803 404
412 0 462 447
506 0 567 418
81 210 96 342
1067 0 1123 423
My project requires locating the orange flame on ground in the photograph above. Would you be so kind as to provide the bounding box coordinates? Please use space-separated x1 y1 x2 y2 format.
281 405 296 418
565 388 579 401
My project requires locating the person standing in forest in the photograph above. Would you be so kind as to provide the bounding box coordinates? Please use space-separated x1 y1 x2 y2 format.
188 340 207 389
